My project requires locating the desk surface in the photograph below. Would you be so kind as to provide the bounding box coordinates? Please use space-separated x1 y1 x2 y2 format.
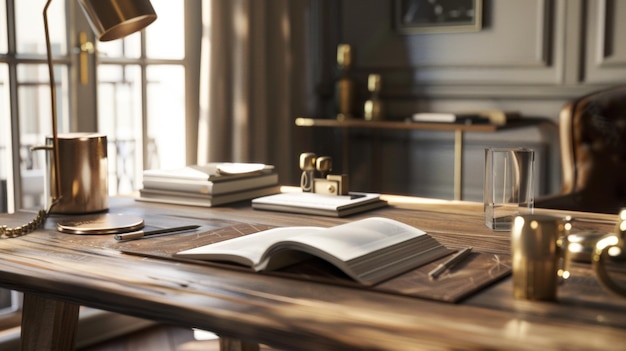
1 194 625 350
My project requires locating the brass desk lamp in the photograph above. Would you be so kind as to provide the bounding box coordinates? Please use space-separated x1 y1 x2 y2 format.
0 0 157 238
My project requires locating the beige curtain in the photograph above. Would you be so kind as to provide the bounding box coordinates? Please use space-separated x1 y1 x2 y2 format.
197 0 311 183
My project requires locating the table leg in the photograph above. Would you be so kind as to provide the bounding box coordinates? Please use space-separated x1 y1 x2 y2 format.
20 293 80 351
453 129 464 200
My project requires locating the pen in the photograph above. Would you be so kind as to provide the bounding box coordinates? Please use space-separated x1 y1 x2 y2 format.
428 246 473 279
114 225 201 241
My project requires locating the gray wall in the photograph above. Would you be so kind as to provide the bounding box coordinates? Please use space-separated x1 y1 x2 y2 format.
301 0 626 201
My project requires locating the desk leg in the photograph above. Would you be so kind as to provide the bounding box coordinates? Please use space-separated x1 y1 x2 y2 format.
453 130 464 200
219 336 260 351
20 293 79 351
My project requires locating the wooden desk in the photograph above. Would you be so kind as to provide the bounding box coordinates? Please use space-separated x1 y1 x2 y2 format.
1 194 625 350
295 118 547 200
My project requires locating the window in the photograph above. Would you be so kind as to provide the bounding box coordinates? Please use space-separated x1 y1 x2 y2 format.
0 0 198 212
97 0 188 194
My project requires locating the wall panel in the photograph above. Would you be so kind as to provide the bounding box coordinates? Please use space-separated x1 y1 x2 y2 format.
340 0 564 90
584 0 626 83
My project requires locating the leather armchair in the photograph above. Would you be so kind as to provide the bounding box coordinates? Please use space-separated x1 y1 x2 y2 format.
535 85 626 214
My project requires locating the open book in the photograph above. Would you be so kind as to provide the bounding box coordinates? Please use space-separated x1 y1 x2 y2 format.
175 217 451 286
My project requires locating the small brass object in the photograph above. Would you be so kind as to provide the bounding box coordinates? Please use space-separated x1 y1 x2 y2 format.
298 153 349 195
592 209 626 298
299 152 317 192
512 209 626 300
511 214 571 301
364 74 383 121
313 175 349 196
335 44 358 120
316 156 333 178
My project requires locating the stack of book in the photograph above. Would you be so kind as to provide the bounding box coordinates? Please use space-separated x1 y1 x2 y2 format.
136 163 280 207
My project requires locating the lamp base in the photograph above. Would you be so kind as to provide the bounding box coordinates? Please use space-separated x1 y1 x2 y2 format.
56 214 144 235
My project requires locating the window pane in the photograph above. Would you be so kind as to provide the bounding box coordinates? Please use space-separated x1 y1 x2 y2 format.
17 64 69 138
147 65 185 170
97 65 142 195
0 64 10 212
17 64 69 209
16 0 66 55
96 34 141 59
146 0 184 59
0 0 7 53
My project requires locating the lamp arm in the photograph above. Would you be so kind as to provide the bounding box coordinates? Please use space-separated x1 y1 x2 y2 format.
43 0 62 209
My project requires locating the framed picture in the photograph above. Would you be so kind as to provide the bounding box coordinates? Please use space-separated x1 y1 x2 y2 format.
394 0 483 34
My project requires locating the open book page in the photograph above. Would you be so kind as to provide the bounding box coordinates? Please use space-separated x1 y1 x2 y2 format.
175 226 323 267
269 217 426 262
144 163 274 181
143 164 222 180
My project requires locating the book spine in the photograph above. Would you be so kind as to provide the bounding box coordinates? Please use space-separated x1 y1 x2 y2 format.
142 179 212 193
138 185 280 207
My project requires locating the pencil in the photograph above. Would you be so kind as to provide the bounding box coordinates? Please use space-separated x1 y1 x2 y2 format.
114 225 200 241
428 246 473 279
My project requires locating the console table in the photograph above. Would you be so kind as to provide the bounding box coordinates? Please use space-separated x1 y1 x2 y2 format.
295 117 549 200
1 194 625 350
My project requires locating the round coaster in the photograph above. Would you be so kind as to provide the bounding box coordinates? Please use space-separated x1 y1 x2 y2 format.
56 213 145 235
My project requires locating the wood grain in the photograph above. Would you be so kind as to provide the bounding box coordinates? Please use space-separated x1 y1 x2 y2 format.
0 195 624 350
116 222 511 303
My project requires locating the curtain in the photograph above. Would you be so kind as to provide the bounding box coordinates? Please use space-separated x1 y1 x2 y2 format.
197 0 311 184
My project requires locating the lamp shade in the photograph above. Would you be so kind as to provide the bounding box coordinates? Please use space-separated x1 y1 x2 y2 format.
78 0 157 41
